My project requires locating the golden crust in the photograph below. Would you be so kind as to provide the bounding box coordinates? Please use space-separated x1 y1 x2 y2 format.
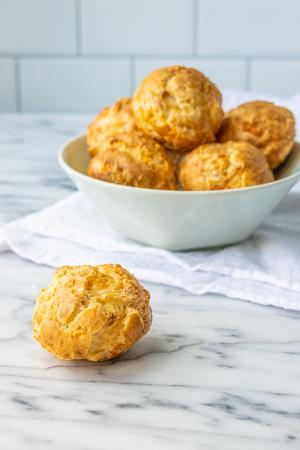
218 101 295 169
178 141 274 191
132 66 224 151
87 132 177 190
87 97 138 157
32 264 152 361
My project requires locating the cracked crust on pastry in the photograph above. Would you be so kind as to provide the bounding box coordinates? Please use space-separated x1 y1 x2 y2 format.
33 264 152 361
218 101 295 169
87 97 138 157
178 141 274 191
87 132 177 190
132 66 224 151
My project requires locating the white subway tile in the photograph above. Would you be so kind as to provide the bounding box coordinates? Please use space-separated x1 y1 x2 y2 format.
20 59 131 112
135 59 247 91
81 0 193 55
0 60 16 111
0 0 76 54
198 0 300 56
251 60 300 96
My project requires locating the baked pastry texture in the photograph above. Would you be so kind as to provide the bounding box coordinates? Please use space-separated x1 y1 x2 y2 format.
33 264 152 361
132 66 224 152
87 97 138 157
87 132 177 190
178 141 274 191
218 101 295 169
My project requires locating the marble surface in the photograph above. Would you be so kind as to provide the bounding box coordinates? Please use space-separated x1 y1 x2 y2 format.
0 114 300 450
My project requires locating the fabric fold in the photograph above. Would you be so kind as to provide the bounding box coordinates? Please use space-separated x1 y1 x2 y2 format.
1 189 300 310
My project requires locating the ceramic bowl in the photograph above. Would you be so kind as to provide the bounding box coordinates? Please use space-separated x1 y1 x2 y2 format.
59 135 300 250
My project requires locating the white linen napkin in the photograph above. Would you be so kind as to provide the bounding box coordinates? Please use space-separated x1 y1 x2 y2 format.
1 188 300 310
1 90 300 310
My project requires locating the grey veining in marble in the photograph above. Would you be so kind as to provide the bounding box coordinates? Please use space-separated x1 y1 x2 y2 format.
0 114 300 450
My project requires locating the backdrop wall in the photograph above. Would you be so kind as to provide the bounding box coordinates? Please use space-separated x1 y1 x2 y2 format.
0 0 299 112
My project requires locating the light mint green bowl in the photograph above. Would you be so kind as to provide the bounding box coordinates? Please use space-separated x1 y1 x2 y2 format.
59 135 300 250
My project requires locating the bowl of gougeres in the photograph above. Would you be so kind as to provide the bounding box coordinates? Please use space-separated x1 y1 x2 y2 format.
59 66 300 250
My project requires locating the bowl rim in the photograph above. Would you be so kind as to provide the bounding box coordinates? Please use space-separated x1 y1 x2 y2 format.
59 133 300 196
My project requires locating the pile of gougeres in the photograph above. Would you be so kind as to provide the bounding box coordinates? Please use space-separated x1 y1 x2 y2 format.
86 66 296 191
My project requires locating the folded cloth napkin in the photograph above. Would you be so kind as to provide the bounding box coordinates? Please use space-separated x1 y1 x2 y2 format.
1 90 300 310
1 187 300 310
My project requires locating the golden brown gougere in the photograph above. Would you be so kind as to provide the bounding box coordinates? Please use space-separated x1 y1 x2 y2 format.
87 97 138 157
178 141 274 191
132 65 224 151
33 264 152 362
218 101 295 170
87 132 177 190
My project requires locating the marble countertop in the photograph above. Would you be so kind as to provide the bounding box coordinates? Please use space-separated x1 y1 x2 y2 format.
1 114 300 450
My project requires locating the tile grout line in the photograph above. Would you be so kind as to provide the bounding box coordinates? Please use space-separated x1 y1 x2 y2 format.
193 0 199 56
14 58 22 112
75 0 82 56
1 53 300 60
